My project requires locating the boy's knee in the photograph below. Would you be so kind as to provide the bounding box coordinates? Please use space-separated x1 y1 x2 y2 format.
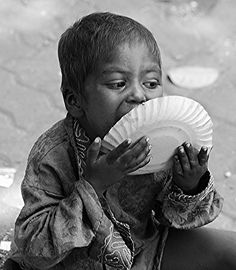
3 259 21 270
162 228 236 270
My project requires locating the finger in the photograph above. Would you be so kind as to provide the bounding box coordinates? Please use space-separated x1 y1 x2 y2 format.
120 136 149 165
106 139 132 164
177 146 190 171
173 155 184 176
198 146 209 166
183 142 198 168
123 142 151 170
87 137 101 165
125 154 152 174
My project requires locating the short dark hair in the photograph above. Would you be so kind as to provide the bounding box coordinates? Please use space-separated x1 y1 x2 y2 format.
58 12 161 96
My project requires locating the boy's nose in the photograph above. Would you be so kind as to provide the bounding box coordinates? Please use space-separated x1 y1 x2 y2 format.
126 85 146 104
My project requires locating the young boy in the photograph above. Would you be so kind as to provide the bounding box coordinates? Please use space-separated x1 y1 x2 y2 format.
6 12 236 270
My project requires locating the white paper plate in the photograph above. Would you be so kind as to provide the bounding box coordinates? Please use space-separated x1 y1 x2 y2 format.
101 96 213 175
168 66 218 89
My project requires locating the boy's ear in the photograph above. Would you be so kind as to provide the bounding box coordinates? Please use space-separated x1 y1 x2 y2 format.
63 89 84 118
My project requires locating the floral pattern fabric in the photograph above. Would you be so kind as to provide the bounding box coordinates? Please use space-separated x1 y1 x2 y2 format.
8 114 223 270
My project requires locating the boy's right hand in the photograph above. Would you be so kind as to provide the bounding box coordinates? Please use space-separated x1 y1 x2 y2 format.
85 136 151 196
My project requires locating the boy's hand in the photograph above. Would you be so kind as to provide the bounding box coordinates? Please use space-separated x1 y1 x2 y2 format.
85 136 151 196
172 142 209 195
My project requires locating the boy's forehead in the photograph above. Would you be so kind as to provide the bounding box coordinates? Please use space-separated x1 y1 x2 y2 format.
99 41 161 70
100 62 161 75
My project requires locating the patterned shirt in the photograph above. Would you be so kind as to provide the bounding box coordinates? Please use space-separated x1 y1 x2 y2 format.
9 114 223 270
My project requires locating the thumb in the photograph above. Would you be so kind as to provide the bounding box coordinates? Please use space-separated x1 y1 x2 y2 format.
87 137 101 165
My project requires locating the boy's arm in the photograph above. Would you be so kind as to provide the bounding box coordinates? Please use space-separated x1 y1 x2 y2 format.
153 170 223 229
14 161 133 270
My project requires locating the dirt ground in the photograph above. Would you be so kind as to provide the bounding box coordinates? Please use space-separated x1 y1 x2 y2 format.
0 0 236 265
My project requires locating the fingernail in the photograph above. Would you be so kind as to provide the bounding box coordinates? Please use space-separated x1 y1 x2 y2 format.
126 138 132 145
148 144 152 150
185 142 190 148
95 137 100 144
145 137 150 143
203 146 208 152
179 146 184 153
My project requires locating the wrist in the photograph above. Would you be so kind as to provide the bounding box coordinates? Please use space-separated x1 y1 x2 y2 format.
180 185 199 195
85 175 107 197
176 171 210 195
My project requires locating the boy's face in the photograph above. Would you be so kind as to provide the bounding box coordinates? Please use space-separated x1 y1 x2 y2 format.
80 42 163 140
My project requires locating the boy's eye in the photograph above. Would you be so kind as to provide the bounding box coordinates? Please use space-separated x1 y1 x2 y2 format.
107 81 126 89
143 80 159 89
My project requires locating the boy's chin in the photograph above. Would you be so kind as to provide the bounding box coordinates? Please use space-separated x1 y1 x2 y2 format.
99 125 115 139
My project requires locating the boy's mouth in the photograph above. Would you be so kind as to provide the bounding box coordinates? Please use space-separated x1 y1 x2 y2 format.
121 103 142 118
113 104 140 126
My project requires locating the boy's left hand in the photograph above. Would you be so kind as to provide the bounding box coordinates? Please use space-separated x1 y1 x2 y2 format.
172 142 209 195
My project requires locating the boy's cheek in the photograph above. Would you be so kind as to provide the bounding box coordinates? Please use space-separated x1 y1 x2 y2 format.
147 89 163 100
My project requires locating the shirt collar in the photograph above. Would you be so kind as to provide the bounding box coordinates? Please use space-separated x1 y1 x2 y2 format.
64 113 91 179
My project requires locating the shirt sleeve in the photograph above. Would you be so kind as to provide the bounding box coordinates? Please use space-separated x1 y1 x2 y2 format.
14 161 134 269
153 171 224 229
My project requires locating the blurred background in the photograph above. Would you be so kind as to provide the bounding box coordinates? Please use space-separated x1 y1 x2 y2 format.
0 0 236 263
